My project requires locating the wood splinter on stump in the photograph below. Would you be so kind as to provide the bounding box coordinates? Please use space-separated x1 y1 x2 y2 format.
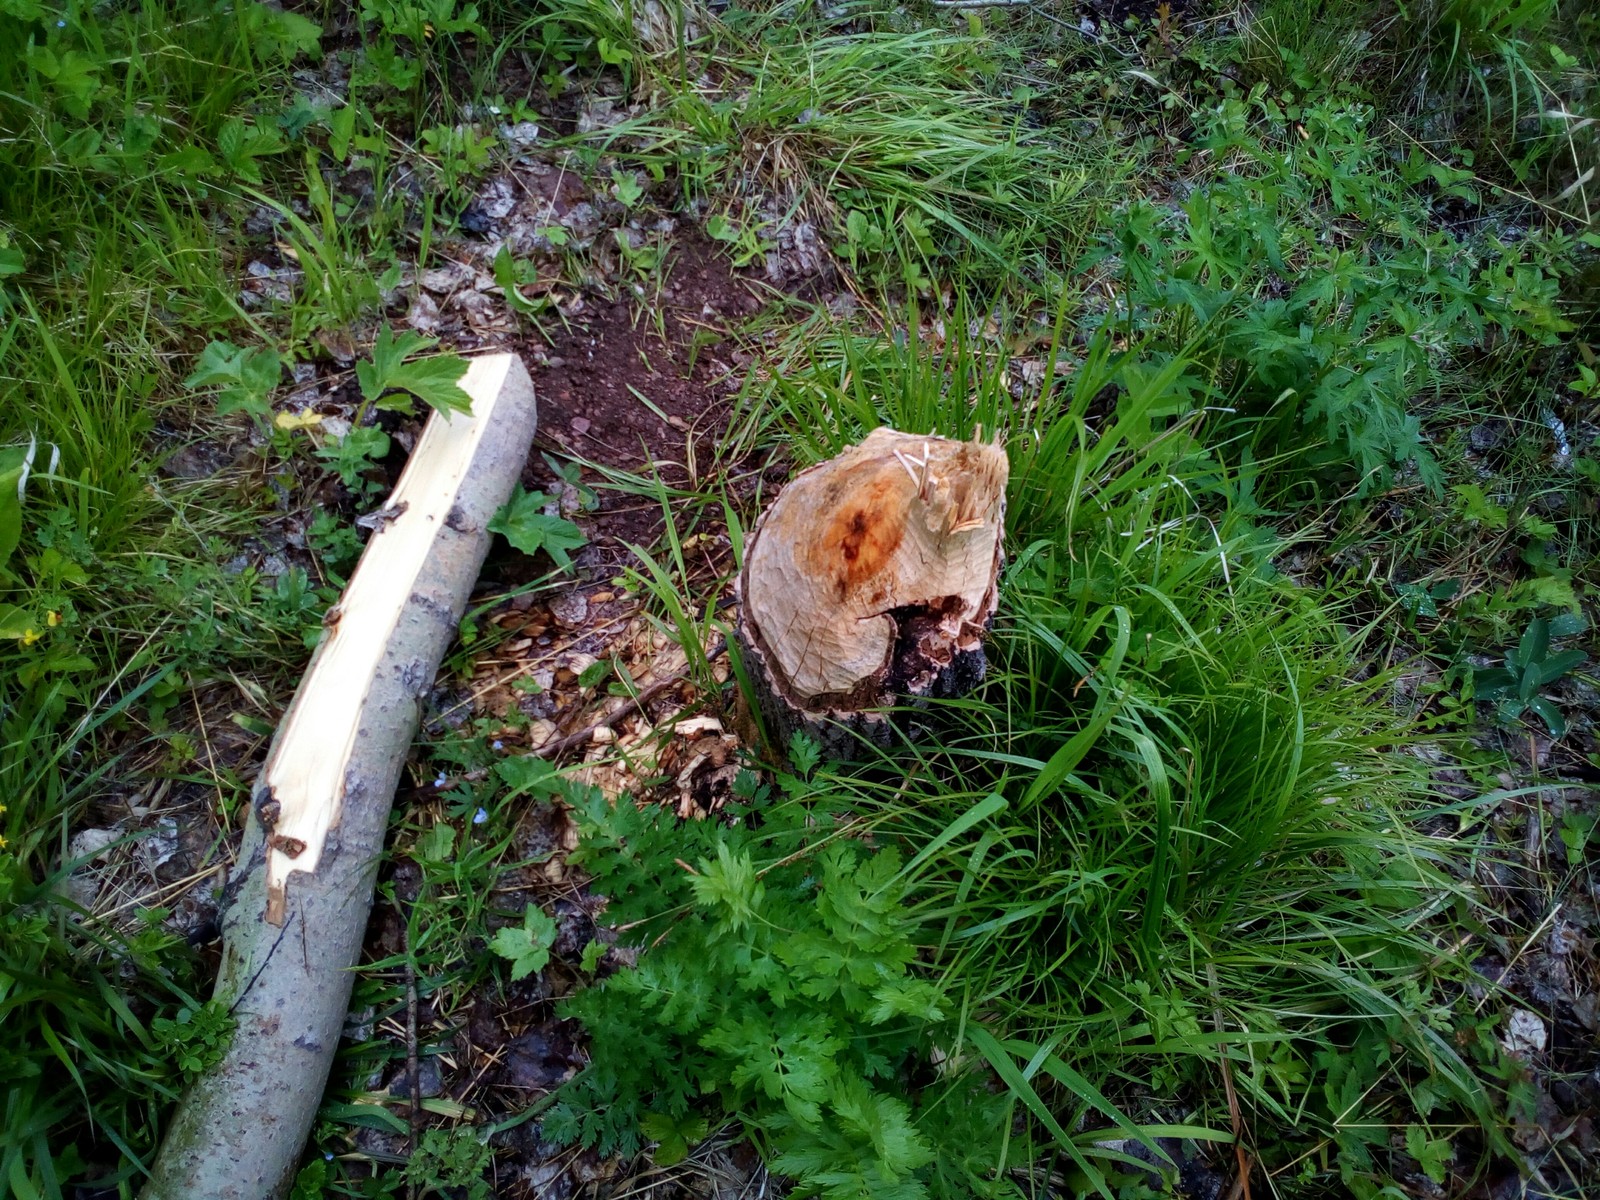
736 426 1009 756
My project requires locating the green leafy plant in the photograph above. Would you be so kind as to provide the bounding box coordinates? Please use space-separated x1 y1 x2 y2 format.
487 486 587 569
546 758 1040 1198
489 902 557 981
1469 614 1587 734
183 341 283 424
418 122 497 205
1082 89 1571 497
404 1125 493 1200
1398 577 1462 620
315 425 392 500
610 166 644 208
355 325 472 418
151 999 236 1082
492 244 551 327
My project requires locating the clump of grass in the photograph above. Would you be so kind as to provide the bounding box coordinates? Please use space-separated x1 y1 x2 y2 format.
550 320 1525 1197
0 3 331 1193
582 20 1117 291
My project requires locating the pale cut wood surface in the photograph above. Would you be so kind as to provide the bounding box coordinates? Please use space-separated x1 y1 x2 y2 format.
738 426 1007 749
262 353 519 924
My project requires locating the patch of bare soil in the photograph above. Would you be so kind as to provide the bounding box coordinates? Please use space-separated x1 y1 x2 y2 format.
512 229 768 565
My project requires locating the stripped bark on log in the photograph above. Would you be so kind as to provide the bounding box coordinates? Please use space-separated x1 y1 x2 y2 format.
735 426 1008 755
140 354 537 1200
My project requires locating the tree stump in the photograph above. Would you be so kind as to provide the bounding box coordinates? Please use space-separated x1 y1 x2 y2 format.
735 427 1009 757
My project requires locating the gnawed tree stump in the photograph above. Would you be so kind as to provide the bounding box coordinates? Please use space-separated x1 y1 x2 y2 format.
736 427 1009 757
141 354 537 1200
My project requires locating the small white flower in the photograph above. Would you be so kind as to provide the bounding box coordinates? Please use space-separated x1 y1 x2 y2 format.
434 773 447 788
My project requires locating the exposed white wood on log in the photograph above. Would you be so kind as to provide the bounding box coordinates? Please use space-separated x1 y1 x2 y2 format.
262 354 520 925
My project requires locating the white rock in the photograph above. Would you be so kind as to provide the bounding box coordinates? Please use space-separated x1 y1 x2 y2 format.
499 121 540 146
1500 1008 1547 1057
68 827 120 864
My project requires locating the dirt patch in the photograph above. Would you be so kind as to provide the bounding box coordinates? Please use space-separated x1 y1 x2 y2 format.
512 230 766 562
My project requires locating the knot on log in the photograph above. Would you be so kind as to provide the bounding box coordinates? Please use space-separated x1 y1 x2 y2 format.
736 426 1008 752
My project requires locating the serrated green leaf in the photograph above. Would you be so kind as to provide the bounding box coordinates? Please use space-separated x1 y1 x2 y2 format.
829 1074 933 1181
183 341 281 421
690 842 763 931
494 754 557 796
380 355 473 416
577 658 610 689
490 904 557 981
416 820 455 864
1404 1125 1451 1185
356 325 471 416
488 487 587 570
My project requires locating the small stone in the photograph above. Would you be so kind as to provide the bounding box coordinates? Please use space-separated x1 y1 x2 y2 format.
1500 1007 1547 1057
549 591 588 628
1573 993 1599 1032
569 416 591 435
1469 419 1507 452
68 827 120 865
390 1056 443 1099
405 291 440 334
136 815 181 873
420 263 473 294
500 121 540 145
343 1006 376 1043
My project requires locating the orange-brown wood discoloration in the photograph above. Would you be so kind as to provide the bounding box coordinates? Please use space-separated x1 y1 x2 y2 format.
811 473 907 601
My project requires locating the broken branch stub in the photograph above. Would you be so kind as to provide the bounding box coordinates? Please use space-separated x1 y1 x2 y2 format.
141 354 537 1200
735 426 1008 755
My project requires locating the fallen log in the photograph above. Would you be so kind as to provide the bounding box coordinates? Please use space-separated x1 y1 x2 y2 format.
735 426 1009 757
141 354 537 1200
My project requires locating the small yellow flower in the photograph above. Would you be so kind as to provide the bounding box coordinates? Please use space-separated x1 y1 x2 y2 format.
20 628 41 647
46 610 60 627
0 834 9 850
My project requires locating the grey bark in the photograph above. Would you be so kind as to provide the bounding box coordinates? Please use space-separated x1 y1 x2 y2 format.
141 357 536 1200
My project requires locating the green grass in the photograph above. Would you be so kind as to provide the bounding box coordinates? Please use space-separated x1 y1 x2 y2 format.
2 0 1596 1195
577 16 1119 293
0 3 327 1193
551 324 1526 1197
